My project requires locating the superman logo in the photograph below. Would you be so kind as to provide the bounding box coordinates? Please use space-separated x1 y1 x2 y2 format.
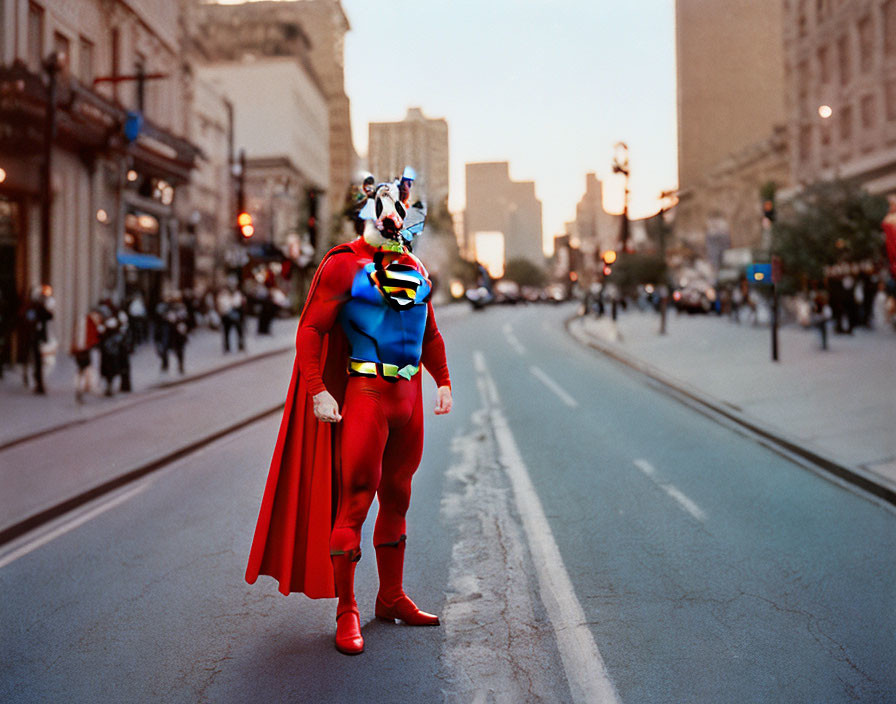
370 262 430 311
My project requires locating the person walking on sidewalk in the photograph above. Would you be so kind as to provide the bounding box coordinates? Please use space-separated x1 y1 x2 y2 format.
23 285 55 395
811 289 832 350
127 293 148 347
71 307 101 402
156 292 189 374
216 280 245 353
97 301 132 396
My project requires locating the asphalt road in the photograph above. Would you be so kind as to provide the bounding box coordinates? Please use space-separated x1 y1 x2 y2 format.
1 303 893 703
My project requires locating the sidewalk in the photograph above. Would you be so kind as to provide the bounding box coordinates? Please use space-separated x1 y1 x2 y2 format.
0 317 298 448
568 310 896 501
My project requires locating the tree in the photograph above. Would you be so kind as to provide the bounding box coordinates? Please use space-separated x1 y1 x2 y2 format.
772 179 887 292
607 252 666 294
503 258 547 288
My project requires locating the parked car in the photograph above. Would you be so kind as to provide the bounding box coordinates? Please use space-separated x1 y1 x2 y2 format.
494 280 522 305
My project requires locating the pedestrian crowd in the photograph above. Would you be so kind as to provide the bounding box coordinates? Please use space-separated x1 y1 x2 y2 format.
0 275 290 401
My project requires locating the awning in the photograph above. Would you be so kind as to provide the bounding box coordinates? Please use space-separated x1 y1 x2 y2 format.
117 251 165 270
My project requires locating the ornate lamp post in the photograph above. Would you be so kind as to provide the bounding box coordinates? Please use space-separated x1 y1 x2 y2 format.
612 141 630 252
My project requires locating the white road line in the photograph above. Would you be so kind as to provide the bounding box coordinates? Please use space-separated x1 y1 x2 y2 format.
633 458 657 478
530 365 579 408
662 485 708 523
502 323 527 355
633 458 707 523
0 482 151 569
474 350 620 704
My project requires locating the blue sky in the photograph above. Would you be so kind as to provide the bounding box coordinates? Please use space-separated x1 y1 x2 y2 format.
342 0 678 250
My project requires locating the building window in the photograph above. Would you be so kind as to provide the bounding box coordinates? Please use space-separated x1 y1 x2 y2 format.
857 16 873 73
860 94 876 129
886 79 896 122
798 59 809 99
817 45 831 83
53 31 70 68
797 0 808 37
840 104 853 140
837 33 851 85
799 125 812 163
885 0 896 56
78 36 94 84
110 27 120 100
27 2 44 72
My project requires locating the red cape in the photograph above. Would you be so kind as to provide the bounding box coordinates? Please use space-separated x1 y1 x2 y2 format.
245 244 355 597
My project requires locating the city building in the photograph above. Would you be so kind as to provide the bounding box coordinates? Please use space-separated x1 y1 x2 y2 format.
783 0 896 195
572 172 620 276
192 0 353 248
464 162 544 271
191 0 331 263
181 76 233 292
0 0 200 352
674 0 790 259
368 107 450 212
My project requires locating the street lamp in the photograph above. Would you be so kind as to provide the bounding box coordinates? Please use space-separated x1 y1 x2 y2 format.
612 141 630 252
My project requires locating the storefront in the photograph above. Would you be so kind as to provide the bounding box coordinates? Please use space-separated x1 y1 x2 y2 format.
0 63 198 348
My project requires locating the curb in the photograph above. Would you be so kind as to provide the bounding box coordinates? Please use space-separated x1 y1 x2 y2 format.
0 344 293 453
565 315 896 508
0 402 285 547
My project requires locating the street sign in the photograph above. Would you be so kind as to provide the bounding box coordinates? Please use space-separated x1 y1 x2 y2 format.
124 111 143 142
746 263 773 284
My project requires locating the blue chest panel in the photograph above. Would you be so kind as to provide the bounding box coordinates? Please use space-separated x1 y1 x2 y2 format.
339 260 432 366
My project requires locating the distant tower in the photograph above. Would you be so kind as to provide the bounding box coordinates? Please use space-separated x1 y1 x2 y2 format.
368 108 450 212
464 162 543 269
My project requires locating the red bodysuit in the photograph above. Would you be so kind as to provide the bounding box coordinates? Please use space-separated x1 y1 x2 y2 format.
294 237 450 559
245 236 449 611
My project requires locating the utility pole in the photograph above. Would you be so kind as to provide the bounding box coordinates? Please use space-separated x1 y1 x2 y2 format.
658 190 678 336
762 185 779 362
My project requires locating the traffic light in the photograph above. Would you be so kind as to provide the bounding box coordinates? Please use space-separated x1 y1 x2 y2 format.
601 250 616 277
238 211 254 239
762 199 775 223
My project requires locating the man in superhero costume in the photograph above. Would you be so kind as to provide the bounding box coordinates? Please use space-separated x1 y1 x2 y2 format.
246 179 452 656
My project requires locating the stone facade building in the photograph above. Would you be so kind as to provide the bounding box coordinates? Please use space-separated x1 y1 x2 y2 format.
783 0 896 195
182 76 232 291
191 0 353 248
674 0 790 258
0 0 199 352
191 1 332 262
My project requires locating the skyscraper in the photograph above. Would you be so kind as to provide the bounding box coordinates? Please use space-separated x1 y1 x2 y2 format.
465 162 544 270
368 108 449 212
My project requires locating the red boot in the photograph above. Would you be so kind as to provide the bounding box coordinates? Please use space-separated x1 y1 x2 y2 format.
374 537 440 627
335 607 364 655
332 552 364 654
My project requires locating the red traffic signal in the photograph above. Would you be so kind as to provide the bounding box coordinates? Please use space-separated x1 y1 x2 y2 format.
237 211 254 239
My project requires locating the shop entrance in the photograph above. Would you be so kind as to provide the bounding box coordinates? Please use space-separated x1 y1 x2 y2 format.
0 195 24 367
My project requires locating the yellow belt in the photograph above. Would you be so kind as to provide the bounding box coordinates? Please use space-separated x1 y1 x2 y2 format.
348 359 420 381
